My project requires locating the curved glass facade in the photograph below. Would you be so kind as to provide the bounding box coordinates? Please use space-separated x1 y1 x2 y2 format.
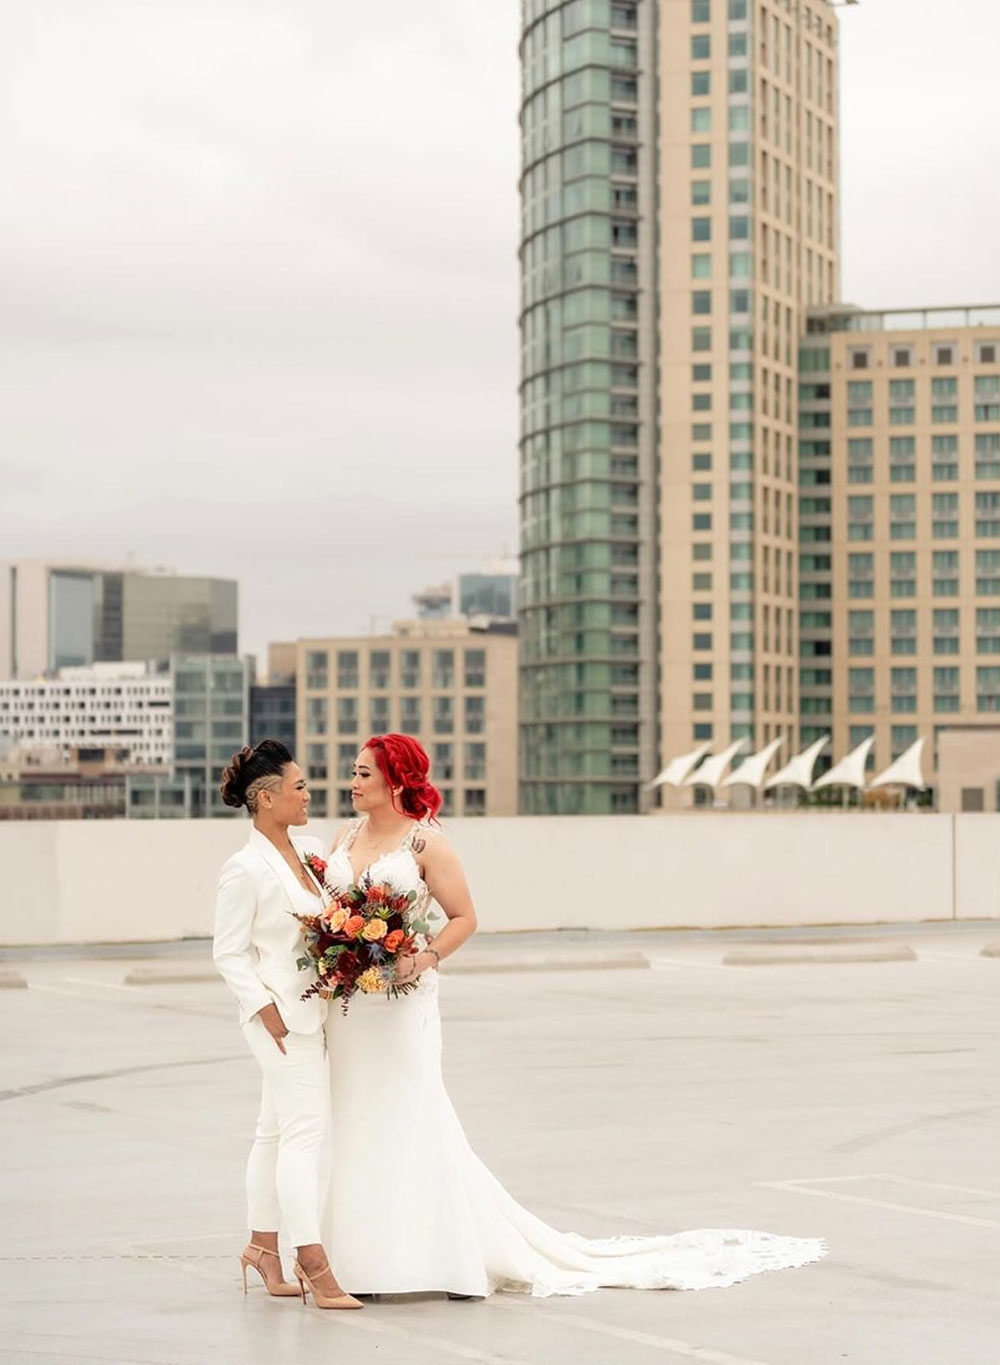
518 0 655 815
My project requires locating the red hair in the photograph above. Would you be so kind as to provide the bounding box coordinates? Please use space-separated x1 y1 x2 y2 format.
364 733 443 822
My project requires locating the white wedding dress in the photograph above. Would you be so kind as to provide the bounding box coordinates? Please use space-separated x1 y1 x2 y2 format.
321 820 825 1298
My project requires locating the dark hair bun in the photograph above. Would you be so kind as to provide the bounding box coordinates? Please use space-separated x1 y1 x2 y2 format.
220 739 294 812
220 747 254 808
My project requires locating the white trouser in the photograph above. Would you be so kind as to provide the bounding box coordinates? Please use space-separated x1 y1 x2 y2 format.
242 1016 329 1247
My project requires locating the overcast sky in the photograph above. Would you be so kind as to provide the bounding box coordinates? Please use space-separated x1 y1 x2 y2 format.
2 1 998 667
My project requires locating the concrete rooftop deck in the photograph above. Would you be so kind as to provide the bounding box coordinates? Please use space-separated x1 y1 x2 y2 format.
3 922 999 1364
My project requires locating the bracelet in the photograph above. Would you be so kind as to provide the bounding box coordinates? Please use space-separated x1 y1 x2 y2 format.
425 947 441 970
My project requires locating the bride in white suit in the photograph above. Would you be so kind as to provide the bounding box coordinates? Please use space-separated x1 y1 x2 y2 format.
212 740 362 1310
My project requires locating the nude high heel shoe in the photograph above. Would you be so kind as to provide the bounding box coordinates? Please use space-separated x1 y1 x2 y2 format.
293 1260 364 1309
240 1244 302 1297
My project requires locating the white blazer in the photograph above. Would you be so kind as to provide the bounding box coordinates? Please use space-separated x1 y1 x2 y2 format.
213 826 328 1035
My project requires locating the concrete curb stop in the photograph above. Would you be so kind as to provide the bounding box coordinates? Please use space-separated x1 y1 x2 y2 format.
124 965 222 985
723 943 917 967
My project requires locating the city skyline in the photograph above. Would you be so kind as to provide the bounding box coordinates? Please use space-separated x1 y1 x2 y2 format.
2 0 999 667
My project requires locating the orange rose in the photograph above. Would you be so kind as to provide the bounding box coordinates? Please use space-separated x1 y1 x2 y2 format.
343 915 365 938
383 929 405 953
361 918 387 942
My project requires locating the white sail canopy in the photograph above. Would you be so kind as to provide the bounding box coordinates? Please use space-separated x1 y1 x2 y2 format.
684 739 747 790
870 737 927 790
813 735 874 791
764 735 829 791
646 743 712 789
721 736 784 790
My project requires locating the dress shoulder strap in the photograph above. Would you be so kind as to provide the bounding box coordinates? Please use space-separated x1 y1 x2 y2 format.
342 817 366 852
400 821 425 853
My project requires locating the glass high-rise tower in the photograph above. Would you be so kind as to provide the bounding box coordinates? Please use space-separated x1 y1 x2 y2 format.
518 0 840 812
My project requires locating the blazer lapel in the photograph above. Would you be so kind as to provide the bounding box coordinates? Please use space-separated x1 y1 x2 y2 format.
247 828 304 912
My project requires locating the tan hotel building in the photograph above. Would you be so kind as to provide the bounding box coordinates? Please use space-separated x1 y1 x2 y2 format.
799 304 1000 777
273 621 518 820
519 0 840 813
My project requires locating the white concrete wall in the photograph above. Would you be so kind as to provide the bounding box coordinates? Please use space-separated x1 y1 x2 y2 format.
1 812 998 946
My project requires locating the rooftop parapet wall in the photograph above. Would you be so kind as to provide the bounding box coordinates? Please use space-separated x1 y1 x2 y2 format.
0 813 997 946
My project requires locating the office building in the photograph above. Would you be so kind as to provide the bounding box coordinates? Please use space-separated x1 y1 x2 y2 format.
250 682 297 750
0 561 238 680
126 654 251 818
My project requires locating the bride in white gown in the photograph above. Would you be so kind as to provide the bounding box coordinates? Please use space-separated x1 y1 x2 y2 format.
321 734 825 1299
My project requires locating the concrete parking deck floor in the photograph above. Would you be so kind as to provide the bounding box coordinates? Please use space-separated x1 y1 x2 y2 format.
2 922 999 1364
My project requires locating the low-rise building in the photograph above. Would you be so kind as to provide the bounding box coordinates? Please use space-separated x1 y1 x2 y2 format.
288 620 518 819
0 662 172 769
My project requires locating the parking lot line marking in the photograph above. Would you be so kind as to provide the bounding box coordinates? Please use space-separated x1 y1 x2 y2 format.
334 1313 534 1364
62 976 142 992
504 1306 773 1365
759 1175 1000 1231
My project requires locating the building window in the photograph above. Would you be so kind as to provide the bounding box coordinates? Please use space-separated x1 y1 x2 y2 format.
891 725 918 755
890 668 917 714
691 71 711 96
432 650 454 689
892 348 912 367
692 143 711 168
976 403 1000 422
976 548 1000 594
400 650 421 689
306 650 328 690
336 696 358 735
464 649 486 688
337 743 355 780
692 0 710 21
464 742 487 781
692 288 712 312
691 108 711 133
432 742 454 781
890 552 916 597
849 668 875 713
935 345 955 366
336 651 359 689
400 696 421 732
976 667 1000 711
464 788 487 816
890 494 916 540
306 742 327 783
432 696 453 735
933 550 959 596
891 609 917 656
370 696 391 732
849 349 870 370
464 695 485 735
975 432 1000 478
976 492 1000 538
369 650 391 690
305 697 327 737
977 608 1000 654
691 34 711 59
932 492 959 538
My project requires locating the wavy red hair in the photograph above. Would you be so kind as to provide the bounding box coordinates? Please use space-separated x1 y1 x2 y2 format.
364 733 443 822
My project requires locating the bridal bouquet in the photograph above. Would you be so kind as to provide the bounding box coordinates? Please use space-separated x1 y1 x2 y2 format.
293 854 437 1014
